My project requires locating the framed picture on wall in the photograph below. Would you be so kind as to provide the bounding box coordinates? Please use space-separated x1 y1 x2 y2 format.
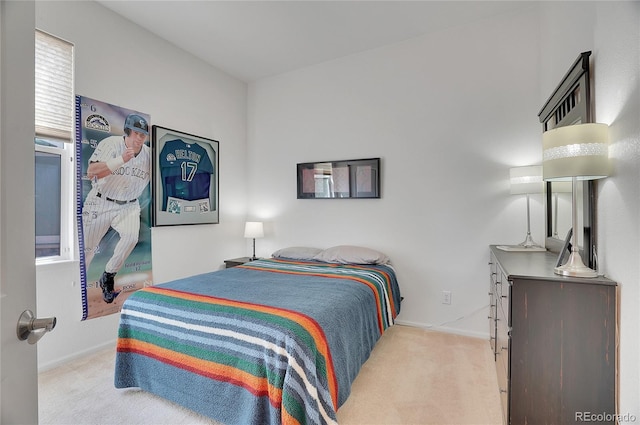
152 125 219 226
297 158 380 199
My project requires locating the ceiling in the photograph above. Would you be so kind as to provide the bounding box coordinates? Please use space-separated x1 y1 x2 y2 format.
97 0 533 82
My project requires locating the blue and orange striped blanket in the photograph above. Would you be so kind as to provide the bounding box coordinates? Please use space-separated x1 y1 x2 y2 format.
114 258 401 424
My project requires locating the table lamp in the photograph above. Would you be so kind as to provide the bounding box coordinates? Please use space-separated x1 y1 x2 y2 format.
542 123 609 277
244 221 264 260
510 165 544 249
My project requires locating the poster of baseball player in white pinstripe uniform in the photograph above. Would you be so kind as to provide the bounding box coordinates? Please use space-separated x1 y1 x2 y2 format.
76 95 153 320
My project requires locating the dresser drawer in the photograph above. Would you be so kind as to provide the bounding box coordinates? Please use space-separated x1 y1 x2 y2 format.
494 338 509 425
496 313 510 374
498 281 510 327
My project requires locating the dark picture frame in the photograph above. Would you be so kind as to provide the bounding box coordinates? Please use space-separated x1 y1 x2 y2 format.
152 125 219 226
297 158 380 199
556 228 573 268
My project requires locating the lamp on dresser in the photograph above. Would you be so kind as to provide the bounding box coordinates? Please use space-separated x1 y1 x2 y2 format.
542 123 610 277
244 221 264 261
497 166 546 252
510 165 544 249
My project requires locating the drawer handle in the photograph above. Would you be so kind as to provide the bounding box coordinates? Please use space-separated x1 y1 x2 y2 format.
500 389 507 394
501 295 508 298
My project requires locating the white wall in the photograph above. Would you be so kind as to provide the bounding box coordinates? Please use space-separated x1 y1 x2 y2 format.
592 1 639 419
35 1 248 369
538 1 640 418
247 1 640 417
246 5 543 337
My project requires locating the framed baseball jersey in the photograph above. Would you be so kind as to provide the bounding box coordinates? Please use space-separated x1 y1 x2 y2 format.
152 126 219 226
159 139 214 211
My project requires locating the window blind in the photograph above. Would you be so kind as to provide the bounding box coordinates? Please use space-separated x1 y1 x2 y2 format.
35 30 74 141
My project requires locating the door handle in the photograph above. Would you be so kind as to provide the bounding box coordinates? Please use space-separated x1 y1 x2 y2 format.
16 309 57 344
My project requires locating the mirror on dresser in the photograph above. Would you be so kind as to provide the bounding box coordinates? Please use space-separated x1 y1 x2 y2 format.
538 51 596 269
547 181 572 240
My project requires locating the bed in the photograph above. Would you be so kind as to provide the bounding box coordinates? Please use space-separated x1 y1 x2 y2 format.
114 247 402 425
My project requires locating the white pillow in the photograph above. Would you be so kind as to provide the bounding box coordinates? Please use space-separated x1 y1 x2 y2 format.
271 246 323 260
313 245 390 265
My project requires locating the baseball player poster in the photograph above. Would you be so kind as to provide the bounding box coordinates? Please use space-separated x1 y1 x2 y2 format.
75 95 153 320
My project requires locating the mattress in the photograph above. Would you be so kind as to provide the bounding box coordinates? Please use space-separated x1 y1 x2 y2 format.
114 258 401 424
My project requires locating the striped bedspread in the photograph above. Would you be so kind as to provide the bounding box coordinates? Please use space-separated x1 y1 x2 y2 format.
114 258 401 425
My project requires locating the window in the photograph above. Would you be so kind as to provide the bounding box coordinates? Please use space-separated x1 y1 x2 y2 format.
35 30 74 262
35 139 73 259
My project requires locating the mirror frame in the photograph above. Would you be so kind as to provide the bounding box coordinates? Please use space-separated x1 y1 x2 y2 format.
537 51 596 268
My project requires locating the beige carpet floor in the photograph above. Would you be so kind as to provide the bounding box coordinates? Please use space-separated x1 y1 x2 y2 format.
39 325 502 425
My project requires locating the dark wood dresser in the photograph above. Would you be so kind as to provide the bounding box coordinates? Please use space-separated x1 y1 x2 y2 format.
488 245 618 424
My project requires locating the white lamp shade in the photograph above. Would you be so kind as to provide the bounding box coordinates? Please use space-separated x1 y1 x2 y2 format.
244 221 264 239
543 123 610 181
510 166 543 195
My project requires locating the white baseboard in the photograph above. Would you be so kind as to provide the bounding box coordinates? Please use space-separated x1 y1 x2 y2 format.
37 339 117 373
394 319 489 340
37 324 488 372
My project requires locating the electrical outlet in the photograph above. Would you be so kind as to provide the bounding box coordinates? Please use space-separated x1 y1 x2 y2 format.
442 290 452 305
